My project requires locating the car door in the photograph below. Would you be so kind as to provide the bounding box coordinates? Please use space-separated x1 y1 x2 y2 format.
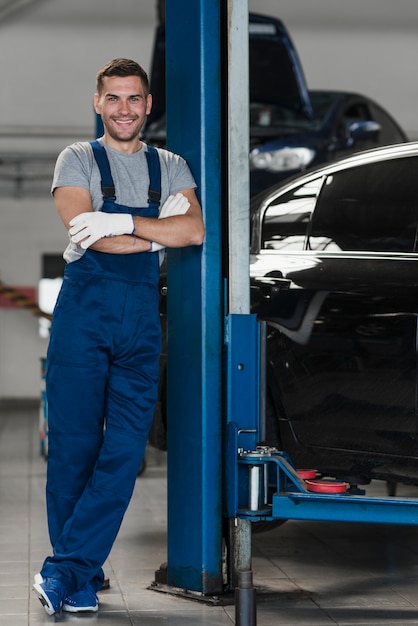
251 155 418 462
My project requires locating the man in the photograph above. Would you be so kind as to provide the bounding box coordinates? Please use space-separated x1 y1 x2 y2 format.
33 58 204 615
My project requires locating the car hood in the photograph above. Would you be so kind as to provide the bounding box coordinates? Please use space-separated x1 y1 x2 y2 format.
145 13 313 130
249 14 312 120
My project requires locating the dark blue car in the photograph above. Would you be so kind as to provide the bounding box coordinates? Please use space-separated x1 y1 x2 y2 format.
249 89 408 196
144 13 408 196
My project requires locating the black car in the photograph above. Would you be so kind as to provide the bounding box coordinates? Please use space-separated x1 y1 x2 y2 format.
249 89 408 196
250 141 418 487
151 142 418 490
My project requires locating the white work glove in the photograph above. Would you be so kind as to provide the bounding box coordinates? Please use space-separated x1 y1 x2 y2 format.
149 193 191 252
69 212 134 249
158 193 190 219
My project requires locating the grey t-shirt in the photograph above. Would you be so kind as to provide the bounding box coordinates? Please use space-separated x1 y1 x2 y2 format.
52 139 197 263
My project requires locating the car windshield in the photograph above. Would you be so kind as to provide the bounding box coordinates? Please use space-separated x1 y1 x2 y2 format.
250 102 315 132
309 91 340 124
250 92 339 133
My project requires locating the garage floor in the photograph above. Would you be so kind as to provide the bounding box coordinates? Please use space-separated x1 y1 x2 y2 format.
2 404 418 625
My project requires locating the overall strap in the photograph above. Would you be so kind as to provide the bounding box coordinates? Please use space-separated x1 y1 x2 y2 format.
90 140 116 200
90 141 162 207
145 145 161 208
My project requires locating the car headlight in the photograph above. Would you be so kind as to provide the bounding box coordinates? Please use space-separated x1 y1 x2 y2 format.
250 147 315 172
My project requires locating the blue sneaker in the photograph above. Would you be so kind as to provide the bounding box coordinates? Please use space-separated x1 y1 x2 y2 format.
33 574 67 615
63 583 99 613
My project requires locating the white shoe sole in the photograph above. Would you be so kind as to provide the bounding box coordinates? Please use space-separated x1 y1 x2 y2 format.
33 581 58 616
62 603 99 613
33 572 98 614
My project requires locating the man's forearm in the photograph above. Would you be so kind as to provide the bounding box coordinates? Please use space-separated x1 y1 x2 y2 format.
89 234 151 254
132 212 204 248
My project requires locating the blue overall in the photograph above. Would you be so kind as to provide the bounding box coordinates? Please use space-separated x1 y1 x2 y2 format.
41 142 162 595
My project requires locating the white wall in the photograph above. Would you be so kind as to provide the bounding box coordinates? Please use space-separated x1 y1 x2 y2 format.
1 0 418 398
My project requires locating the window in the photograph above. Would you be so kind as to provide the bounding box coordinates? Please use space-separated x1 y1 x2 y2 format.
308 157 418 252
261 177 322 250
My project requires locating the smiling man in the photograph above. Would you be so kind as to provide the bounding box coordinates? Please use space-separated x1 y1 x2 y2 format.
33 58 204 616
96 73 152 146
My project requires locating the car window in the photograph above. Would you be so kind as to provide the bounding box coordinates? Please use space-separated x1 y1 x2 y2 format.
307 157 418 252
261 177 323 250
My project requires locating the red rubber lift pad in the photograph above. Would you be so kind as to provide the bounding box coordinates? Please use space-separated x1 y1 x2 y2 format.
297 469 318 480
305 479 348 494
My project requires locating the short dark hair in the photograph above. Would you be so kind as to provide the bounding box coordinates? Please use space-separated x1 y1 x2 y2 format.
96 58 150 95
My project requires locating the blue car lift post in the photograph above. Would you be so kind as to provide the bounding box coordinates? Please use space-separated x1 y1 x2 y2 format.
153 0 418 623
160 0 224 598
158 1 260 620
156 0 258 609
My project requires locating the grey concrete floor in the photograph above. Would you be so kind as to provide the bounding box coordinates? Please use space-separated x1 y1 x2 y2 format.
2 403 418 624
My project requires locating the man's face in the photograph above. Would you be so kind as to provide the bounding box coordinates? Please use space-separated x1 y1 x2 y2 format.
94 75 152 145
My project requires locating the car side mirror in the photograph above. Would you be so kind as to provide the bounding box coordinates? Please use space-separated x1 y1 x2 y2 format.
347 120 381 146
